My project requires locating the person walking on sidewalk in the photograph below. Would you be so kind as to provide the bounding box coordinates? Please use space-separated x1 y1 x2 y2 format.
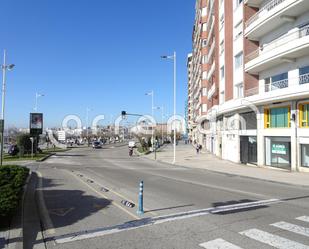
196 143 200 154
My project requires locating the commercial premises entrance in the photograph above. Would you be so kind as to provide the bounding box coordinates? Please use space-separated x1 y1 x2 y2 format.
240 136 257 165
265 137 291 169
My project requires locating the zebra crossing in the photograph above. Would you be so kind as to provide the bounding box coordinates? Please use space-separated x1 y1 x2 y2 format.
199 216 309 249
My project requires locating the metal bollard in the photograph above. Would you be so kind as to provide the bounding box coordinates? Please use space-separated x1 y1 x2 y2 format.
137 181 144 215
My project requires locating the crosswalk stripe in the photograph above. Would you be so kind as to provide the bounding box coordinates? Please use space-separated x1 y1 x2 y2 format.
297 216 309 223
199 238 243 249
271 221 309 237
240 229 309 249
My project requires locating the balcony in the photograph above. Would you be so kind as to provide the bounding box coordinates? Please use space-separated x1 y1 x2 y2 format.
245 0 309 40
245 25 309 73
265 78 289 92
244 0 263 7
207 61 216 81
207 84 216 99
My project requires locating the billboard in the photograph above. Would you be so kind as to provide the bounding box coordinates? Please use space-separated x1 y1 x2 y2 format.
30 113 43 135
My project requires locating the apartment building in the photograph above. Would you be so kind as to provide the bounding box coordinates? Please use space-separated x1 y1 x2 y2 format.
188 0 309 172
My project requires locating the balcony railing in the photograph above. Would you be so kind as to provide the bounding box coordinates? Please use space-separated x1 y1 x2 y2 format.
265 78 288 92
245 0 287 28
300 73 309 85
245 25 309 63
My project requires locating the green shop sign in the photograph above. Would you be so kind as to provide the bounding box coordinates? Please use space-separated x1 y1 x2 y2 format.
272 144 287 155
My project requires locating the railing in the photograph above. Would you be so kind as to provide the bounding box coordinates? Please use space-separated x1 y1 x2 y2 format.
245 25 309 63
265 79 288 92
246 0 287 28
300 73 309 85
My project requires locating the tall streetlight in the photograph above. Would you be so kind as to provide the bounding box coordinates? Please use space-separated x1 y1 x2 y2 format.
34 92 45 112
86 107 91 146
145 91 154 152
154 106 164 145
0 50 15 166
161 51 176 164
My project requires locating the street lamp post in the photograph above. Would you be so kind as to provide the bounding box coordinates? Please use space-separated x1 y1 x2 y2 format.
0 50 15 166
145 91 154 152
86 108 91 146
161 51 176 164
34 92 44 112
154 106 164 145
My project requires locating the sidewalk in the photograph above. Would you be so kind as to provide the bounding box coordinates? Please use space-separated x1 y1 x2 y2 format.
144 143 309 187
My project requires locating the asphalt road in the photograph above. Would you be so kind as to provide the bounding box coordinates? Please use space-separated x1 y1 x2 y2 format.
31 144 309 249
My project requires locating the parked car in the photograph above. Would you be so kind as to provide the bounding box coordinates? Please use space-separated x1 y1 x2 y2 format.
92 141 102 149
8 144 19 156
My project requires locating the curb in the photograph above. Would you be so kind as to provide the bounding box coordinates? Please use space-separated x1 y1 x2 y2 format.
36 153 55 162
140 147 309 188
5 170 32 249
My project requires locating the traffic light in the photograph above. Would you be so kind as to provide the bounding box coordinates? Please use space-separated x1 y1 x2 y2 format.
121 111 127 119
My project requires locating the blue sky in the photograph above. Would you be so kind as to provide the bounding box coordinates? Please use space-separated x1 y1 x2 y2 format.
0 0 195 128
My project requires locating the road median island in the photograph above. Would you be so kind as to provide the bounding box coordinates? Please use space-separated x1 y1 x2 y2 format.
0 165 30 237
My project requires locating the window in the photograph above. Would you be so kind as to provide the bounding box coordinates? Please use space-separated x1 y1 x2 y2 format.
220 91 225 104
220 14 224 27
202 39 207 47
220 66 225 80
234 52 243 70
202 55 207 64
202 88 207 96
220 41 224 55
234 21 243 40
299 66 309 84
235 0 243 8
264 107 290 128
265 72 288 92
202 104 207 112
202 7 207 17
235 83 243 98
202 71 207 80
299 103 309 127
202 23 207 31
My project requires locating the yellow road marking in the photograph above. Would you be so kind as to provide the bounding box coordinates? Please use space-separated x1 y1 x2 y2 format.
67 170 140 220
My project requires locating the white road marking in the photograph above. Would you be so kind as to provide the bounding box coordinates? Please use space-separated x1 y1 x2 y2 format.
271 221 309 237
240 229 309 249
297 216 309 223
37 171 55 235
54 199 282 244
199 238 243 249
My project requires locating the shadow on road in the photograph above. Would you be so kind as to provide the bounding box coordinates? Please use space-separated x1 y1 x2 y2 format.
211 199 268 215
22 172 112 249
145 204 195 213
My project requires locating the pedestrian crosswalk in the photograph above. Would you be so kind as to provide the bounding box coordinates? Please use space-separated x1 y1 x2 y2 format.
199 216 309 249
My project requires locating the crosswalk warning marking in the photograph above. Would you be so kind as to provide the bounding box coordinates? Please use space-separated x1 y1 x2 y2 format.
271 221 309 238
199 238 243 249
240 228 309 249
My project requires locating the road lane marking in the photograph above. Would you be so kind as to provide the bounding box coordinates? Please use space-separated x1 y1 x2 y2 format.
297 216 309 223
84 168 157 215
66 170 140 220
199 238 243 249
54 198 282 244
239 229 309 249
271 221 309 237
37 171 56 235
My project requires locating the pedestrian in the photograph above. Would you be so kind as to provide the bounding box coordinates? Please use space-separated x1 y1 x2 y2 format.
196 143 200 154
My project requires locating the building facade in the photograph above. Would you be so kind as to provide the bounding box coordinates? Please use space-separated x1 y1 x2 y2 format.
188 0 309 172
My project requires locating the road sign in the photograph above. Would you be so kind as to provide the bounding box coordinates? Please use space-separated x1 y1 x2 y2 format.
57 131 66 141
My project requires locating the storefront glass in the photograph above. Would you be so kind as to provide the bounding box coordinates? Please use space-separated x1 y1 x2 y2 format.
301 144 309 167
265 137 291 169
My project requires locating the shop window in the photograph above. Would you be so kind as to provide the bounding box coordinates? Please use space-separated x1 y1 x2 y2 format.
299 103 309 127
301 144 309 167
264 106 290 128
